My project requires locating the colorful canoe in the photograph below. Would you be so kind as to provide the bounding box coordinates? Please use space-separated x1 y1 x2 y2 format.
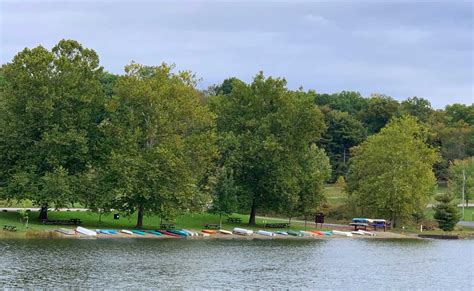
76 226 96 236
157 230 182 237
181 229 197 236
257 230 274 236
332 230 353 237
202 229 217 234
233 228 253 236
121 230 133 235
275 231 288 236
168 229 189 237
287 230 301 237
131 230 146 235
300 231 314 237
146 230 163 236
219 229 232 235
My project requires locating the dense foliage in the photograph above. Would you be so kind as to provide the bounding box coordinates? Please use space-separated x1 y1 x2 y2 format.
0 39 472 227
347 116 440 227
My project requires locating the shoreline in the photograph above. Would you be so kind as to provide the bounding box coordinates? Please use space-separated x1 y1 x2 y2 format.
0 229 420 240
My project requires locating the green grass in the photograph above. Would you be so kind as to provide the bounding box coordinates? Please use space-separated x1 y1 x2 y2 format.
0 210 329 234
426 207 474 222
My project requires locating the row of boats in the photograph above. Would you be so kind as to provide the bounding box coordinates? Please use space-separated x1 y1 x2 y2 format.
58 226 376 238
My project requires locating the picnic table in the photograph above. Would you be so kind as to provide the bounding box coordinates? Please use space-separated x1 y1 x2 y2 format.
160 223 175 230
204 223 221 229
265 223 290 228
3 225 17 232
41 218 81 226
349 222 368 230
226 217 242 223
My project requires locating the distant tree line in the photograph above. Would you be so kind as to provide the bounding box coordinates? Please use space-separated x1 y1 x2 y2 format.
0 40 472 228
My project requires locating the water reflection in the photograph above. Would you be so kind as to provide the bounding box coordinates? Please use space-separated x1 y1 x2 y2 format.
0 238 472 289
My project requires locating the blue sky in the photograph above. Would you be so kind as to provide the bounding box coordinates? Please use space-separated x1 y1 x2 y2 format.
1 0 472 108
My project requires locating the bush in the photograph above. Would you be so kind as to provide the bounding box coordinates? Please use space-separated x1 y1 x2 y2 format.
433 194 460 231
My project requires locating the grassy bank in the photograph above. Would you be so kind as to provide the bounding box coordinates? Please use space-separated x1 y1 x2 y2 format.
0 210 329 234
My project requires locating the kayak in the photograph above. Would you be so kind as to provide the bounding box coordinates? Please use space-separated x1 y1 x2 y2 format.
355 230 376 236
146 230 163 236
181 229 197 236
233 228 253 236
76 226 96 236
202 229 217 234
168 229 189 237
287 230 301 237
121 230 133 235
275 231 288 236
332 230 353 237
103 229 118 234
300 231 314 237
323 231 333 236
157 230 182 237
219 229 232 235
131 230 146 235
351 231 365 235
56 228 75 235
257 230 274 236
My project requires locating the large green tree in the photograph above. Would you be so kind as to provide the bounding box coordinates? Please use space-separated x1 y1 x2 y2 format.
347 116 440 227
102 63 217 228
359 94 400 134
0 40 106 219
212 73 329 225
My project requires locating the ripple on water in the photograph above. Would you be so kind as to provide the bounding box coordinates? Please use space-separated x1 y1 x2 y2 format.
0 238 472 289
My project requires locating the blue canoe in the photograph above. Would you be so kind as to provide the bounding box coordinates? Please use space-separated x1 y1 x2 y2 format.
96 229 117 234
146 230 163 236
168 229 189 237
131 230 146 235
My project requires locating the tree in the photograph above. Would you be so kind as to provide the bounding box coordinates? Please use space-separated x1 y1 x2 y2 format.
433 193 460 231
0 40 106 219
319 108 367 181
448 157 474 207
314 91 368 115
289 145 331 226
212 72 328 225
209 167 239 227
359 94 400 134
103 63 217 228
400 97 433 123
347 116 440 227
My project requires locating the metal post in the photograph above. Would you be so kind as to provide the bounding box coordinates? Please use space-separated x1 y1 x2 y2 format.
462 168 466 220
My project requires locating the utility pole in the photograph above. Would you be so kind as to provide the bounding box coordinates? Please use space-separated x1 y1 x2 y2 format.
462 167 466 220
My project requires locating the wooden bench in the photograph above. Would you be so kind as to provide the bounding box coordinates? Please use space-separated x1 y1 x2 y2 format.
265 223 290 228
41 218 81 226
160 223 175 230
204 223 221 229
226 217 242 223
3 225 17 232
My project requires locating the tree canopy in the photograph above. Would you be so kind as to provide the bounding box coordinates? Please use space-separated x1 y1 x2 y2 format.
347 116 440 227
211 73 330 225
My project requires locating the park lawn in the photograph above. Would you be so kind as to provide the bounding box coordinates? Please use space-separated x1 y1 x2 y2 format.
0 210 328 234
425 206 474 222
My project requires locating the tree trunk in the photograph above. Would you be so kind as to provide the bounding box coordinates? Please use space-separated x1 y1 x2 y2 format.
248 201 257 225
136 204 144 229
219 213 222 229
38 204 48 220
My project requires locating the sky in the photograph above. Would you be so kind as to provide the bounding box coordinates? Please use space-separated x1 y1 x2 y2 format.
0 0 472 108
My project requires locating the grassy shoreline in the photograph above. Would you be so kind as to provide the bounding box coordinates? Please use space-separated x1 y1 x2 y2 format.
2 210 472 240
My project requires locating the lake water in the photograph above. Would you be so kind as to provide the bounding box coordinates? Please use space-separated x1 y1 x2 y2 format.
0 238 473 289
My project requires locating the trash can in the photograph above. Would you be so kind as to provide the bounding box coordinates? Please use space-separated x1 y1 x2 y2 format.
315 213 324 228
114 213 120 220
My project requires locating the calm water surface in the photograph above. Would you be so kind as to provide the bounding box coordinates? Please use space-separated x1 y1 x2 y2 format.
0 238 473 289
